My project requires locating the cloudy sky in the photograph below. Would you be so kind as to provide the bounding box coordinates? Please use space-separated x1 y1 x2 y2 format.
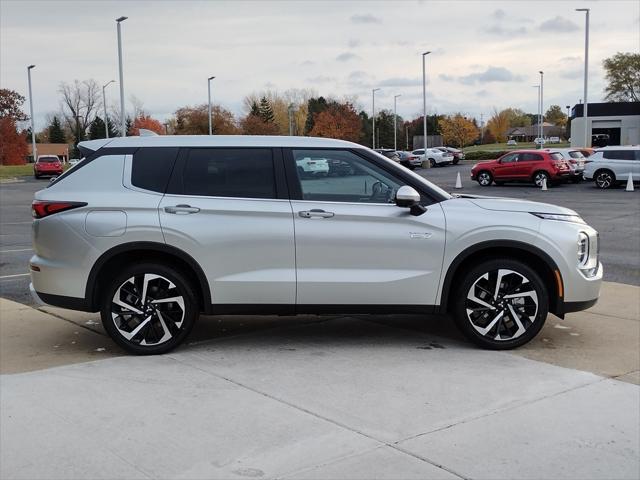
1 0 638 129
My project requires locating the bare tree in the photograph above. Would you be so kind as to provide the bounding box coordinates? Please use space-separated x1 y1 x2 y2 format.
58 79 101 133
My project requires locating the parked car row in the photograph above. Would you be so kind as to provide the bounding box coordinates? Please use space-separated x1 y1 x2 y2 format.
374 147 464 170
470 146 640 189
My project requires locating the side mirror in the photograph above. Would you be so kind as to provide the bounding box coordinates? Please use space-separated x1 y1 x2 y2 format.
395 186 427 216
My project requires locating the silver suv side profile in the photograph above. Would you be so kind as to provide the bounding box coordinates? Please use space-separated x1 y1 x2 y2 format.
583 146 640 188
30 135 602 354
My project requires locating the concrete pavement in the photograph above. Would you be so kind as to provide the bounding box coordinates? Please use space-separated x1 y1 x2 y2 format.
1 283 639 479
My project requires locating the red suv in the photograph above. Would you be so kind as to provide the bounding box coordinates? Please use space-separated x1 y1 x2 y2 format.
471 150 571 187
34 155 63 179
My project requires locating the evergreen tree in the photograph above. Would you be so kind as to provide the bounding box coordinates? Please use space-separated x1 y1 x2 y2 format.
304 96 328 134
105 115 119 137
88 116 106 140
125 116 134 136
250 101 260 117
48 116 66 143
258 97 275 123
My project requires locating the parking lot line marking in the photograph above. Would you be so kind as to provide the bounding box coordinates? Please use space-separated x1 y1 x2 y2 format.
0 273 30 279
0 248 33 253
0 221 32 225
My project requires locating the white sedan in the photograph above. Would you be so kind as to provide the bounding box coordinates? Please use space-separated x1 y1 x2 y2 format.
411 148 454 167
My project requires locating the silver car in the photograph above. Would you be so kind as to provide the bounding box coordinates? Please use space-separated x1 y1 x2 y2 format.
583 146 640 189
547 148 587 183
30 135 602 354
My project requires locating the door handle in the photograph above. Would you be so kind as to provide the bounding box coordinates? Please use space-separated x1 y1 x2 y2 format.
299 209 335 219
164 204 200 214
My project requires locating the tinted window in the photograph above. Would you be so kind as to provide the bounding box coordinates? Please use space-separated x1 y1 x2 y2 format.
603 150 635 161
182 148 275 198
38 157 59 163
521 153 544 162
131 147 179 193
568 151 585 159
500 153 518 163
293 149 403 203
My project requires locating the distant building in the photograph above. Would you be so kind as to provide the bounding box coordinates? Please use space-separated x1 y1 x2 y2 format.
570 102 640 147
27 143 70 163
507 122 565 142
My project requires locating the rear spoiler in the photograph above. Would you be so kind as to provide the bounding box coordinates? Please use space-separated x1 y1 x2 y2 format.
77 138 115 157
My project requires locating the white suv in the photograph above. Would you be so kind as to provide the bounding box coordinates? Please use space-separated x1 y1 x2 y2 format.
30 135 602 354
411 148 454 167
583 146 640 189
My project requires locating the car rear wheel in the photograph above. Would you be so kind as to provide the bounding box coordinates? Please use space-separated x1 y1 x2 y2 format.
594 170 615 189
452 259 548 349
533 171 550 187
476 171 493 186
429 158 436 168
101 263 198 355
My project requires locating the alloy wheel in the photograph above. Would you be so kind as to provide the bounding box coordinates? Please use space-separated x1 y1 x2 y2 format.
464 269 539 341
478 172 491 186
595 172 613 189
111 273 186 346
534 172 549 187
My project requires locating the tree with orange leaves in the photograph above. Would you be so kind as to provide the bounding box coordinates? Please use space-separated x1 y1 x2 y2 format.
0 89 29 165
131 114 165 135
309 102 361 142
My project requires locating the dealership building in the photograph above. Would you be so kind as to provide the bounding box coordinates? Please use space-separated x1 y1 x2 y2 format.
570 102 640 147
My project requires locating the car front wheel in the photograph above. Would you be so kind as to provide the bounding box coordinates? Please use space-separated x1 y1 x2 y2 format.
476 171 493 186
452 259 548 349
101 263 198 355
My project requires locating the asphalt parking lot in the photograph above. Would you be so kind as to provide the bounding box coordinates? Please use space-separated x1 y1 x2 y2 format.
1 166 639 479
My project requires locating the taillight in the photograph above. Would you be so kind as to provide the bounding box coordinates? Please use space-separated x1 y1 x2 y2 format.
32 201 87 219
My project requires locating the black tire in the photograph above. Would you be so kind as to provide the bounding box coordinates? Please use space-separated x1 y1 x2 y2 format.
429 158 436 168
594 169 615 189
101 262 199 355
452 259 548 350
533 171 550 187
453 158 460 165
476 171 493 186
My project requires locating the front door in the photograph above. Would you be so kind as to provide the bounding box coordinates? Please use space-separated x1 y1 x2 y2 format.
159 147 295 307
287 149 446 306
493 153 520 179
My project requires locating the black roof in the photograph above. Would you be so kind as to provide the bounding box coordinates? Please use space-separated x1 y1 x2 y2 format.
571 102 640 118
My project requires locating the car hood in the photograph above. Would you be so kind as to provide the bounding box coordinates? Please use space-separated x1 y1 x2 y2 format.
459 195 577 215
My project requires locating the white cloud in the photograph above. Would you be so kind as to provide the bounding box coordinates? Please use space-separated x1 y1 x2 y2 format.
539 16 580 32
458 67 524 85
336 52 360 62
350 14 382 24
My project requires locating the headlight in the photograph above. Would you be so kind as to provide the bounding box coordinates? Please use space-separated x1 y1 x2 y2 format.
577 231 599 277
531 212 586 224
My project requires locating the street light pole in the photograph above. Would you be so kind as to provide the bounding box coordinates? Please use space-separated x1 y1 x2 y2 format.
532 85 540 143
102 80 115 138
405 126 409 150
288 104 294 135
539 71 544 145
116 16 127 137
393 94 401 151
422 51 431 166
576 8 590 147
27 65 36 162
372 88 380 149
207 76 215 135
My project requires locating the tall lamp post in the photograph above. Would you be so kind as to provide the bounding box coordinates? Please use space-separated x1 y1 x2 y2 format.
27 65 36 162
576 8 590 147
288 104 294 135
371 88 380 149
102 80 115 138
207 76 215 135
539 71 544 146
393 94 401 151
422 51 431 167
532 85 540 142
116 16 127 137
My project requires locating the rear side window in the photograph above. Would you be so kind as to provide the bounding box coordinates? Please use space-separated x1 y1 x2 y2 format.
568 151 585 159
131 147 179 193
181 148 275 199
549 153 563 161
521 153 543 162
603 150 635 161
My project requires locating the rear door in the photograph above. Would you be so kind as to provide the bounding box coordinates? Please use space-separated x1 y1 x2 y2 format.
159 147 296 307
286 148 446 307
602 150 638 180
517 152 545 179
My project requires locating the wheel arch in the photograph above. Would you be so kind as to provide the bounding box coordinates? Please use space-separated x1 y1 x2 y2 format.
439 240 565 317
86 242 212 314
